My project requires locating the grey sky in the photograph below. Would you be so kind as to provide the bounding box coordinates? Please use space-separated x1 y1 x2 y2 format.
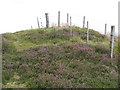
0 0 119 36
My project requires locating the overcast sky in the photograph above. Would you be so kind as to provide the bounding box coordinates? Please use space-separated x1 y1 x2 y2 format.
0 0 119 35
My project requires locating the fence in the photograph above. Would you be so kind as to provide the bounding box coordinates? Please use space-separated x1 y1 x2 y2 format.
32 11 115 58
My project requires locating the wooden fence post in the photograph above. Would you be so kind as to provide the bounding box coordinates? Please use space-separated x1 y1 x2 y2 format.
83 16 85 28
105 24 107 35
31 26 33 29
70 16 72 36
37 17 40 28
45 13 49 28
67 13 69 26
110 26 115 58
86 21 89 43
58 11 60 27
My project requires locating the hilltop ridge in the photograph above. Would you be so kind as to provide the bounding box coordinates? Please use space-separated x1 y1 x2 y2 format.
2 26 118 88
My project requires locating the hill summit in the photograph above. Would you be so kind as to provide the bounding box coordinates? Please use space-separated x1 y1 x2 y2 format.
2 26 118 88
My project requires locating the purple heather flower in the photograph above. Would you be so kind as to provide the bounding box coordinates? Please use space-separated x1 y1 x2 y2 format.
79 48 92 50
37 49 42 53
30 46 36 49
44 62 48 65
20 64 29 68
101 54 109 58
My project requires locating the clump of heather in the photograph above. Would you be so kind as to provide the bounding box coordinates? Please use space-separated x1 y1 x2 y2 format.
3 42 118 88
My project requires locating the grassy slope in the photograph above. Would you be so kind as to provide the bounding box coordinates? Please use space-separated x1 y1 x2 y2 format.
2 26 119 88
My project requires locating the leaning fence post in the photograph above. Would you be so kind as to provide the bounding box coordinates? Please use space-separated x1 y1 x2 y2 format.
58 11 60 27
67 13 69 26
110 26 115 58
105 24 107 35
45 13 49 28
83 16 85 28
86 21 89 43
37 17 40 28
70 16 72 36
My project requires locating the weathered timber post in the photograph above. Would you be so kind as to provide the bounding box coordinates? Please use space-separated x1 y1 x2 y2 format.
58 11 60 27
67 13 69 26
83 16 85 28
31 26 33 29
86 21 89 43
45 13 49 28
37 17 40 28
105 24 107 35
70 16 72 36
110 26 115 58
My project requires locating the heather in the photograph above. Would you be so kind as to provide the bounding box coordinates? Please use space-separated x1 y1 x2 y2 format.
2 26 118 88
